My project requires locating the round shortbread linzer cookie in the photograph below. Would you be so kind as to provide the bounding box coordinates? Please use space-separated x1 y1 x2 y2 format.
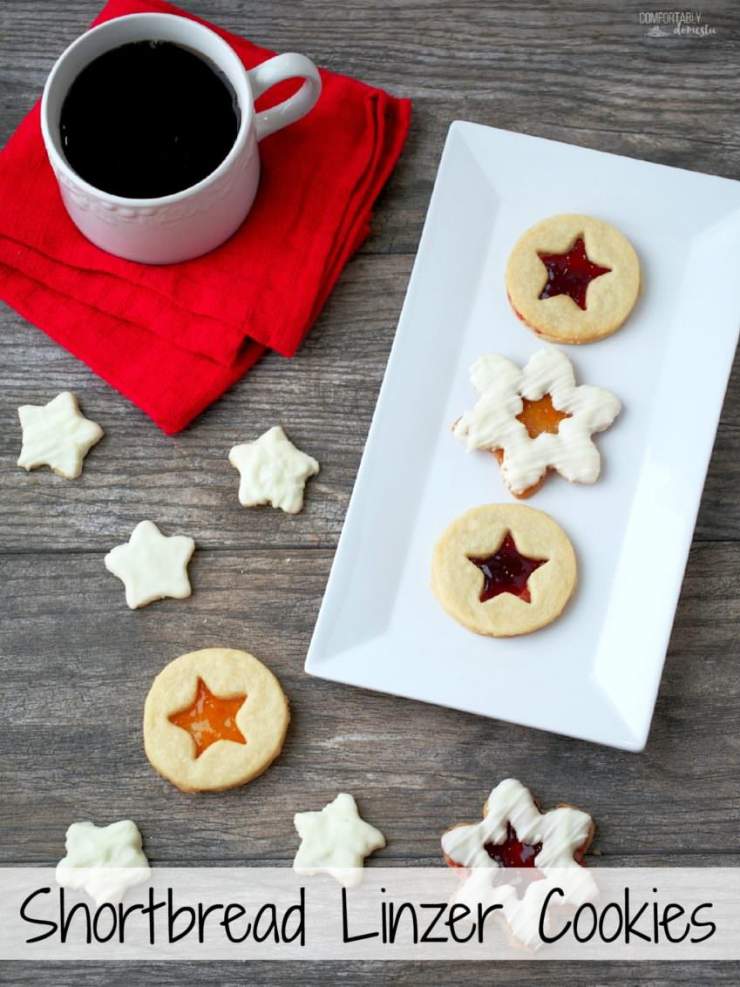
143 648 289 793
431 504 577 637
505 214 640 343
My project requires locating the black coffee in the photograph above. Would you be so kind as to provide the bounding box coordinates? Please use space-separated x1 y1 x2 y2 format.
59 40 239 198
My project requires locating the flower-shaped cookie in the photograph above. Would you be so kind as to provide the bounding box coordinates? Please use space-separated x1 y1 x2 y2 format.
56 819 150 905
442 778 596 948
453 348 620 497
294 793 386 888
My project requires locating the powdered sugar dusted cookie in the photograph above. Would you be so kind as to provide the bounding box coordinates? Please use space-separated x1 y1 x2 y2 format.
453 348 620 497
294 793 386 888
506 214 640 343
56 819 150 905
431 503 577 637
442 778 596 948
17 391 103 479
104 520 195 609
144 647 289 792
229 426 319 514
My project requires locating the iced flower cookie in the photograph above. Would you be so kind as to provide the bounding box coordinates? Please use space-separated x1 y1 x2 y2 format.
17 391 103 479
453 348 621 498
294 793 386 888
506 214 640 343
442 779 596 948
431 504 576 637
56 819 150 906
143 648 289 792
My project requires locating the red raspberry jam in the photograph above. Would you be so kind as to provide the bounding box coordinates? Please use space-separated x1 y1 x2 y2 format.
485 823 542 867
537 236 611 310
468 532 547 604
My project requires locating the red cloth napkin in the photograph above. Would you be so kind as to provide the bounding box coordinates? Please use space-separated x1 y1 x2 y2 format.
0 0 411 433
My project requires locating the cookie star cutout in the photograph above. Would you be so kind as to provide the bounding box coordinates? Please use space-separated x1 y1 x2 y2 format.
537 236 611 310
105 520 195 609
17 391 103 479
229 426 319 514
56 819 151 906
293 793 386 888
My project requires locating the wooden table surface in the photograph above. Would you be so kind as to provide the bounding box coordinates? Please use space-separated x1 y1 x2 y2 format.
1 1 739 983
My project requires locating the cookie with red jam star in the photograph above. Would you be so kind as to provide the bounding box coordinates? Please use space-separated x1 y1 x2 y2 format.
506 214 640 343
441 778 596 948
431 504 576 637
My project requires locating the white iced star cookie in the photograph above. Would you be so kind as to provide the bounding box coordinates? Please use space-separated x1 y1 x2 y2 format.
453 348 621 497
56 819 151 906
442 779 596 948
105 520 195 609
17 391 103 479
229 426 319 514
294 793 386 888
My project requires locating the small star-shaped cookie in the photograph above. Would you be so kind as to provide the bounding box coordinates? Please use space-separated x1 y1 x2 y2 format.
105 520 195 609
17 391 103 479
294 793 386 888
56 819 151 906
229 426 319 514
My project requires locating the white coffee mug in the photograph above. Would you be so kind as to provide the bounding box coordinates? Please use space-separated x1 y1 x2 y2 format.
40 13 321 264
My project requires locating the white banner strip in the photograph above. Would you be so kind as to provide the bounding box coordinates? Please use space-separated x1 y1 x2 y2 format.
1 867 737 961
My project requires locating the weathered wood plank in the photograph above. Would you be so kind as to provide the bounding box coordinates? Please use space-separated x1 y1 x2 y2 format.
6 958 740 987
1 542 738 868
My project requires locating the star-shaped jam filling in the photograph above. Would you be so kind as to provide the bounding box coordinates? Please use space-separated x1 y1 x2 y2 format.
468 533 547 604
485 822 542 867
516 393 571 439
168 677 247 758
485 823 544 896
537 236 611 310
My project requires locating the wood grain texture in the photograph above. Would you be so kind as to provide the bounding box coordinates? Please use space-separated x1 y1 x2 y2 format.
1 0 739 983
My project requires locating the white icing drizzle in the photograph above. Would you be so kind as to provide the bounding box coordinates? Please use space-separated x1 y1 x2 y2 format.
453 348 621 495
442 777 592 869
442 778 597 948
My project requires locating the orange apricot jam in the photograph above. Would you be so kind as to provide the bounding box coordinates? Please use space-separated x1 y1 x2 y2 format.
168 677 247 758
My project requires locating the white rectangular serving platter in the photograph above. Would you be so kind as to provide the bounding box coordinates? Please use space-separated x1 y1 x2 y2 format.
306 121 740 750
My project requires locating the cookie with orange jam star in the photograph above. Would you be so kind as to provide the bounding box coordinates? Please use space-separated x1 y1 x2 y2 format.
506 214 640 343
453 348 621 498
143 648 289 792
431 504 577 637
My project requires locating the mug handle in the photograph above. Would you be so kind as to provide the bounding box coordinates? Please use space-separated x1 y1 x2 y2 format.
247 53 322 141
